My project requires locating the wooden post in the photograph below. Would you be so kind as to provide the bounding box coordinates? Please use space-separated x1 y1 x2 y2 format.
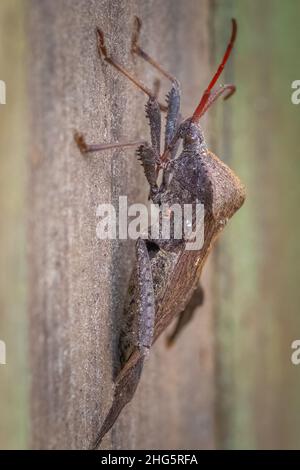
28 0 216 449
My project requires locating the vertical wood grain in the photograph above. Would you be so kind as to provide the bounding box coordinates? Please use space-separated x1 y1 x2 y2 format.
28 0 215 449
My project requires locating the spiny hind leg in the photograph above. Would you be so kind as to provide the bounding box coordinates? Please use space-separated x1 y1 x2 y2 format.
166 284 204 347
160 82 182 187
74 128 160 194
74 106 160 198
92 238 155 449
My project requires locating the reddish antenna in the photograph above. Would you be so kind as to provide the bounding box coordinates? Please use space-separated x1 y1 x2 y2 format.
192 18 237 122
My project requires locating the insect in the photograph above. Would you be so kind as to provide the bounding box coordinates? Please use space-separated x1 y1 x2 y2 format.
75 16 245 448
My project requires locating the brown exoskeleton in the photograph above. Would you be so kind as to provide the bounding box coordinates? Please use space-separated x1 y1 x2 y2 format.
75 17 245 449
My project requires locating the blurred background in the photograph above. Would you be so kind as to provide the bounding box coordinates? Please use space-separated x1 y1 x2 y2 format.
214 0 300 449
0 0 300 449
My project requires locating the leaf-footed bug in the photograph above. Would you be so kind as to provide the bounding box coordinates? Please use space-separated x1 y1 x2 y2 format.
75 16 245 448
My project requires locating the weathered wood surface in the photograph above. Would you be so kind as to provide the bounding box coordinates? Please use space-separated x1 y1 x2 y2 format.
28 0 215 449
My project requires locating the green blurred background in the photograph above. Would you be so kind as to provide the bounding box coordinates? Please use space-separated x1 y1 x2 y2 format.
1 0 300 449
214 0 300 449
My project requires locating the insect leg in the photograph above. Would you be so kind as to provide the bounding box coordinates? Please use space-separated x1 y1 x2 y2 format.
160 103 183 188
192 19 237 122
135 238 156 352
74 131 146 155
164 81 181 153
96 28 167 111
145 97 161 157
131 15 182 156
74 129 159 197
153 78 161 99
92 350 144 449
92 238 155 449
136 143 158 196
131 16 177 83
166 283 204 347
196 84 236 118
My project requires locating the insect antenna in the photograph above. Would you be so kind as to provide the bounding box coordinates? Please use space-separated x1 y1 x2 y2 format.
191 18 237 122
